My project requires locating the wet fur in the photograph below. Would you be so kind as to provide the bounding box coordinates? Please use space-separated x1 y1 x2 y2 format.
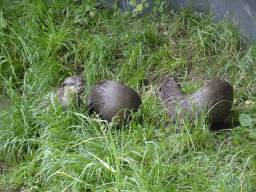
159 78 233 125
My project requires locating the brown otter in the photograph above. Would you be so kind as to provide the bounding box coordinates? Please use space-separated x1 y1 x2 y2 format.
86 80 142 127
159 78 233 127
39 76 86 109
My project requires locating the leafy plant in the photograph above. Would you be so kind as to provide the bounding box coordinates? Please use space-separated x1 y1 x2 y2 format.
239 113 253 127
129 0 166 16
238 109 256 140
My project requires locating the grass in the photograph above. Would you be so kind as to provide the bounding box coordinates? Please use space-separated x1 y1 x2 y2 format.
0 0 256 191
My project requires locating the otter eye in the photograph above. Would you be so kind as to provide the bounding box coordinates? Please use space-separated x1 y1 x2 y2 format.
159 87 162 92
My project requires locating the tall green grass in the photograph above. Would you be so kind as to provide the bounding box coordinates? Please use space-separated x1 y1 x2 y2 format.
0 0 255 191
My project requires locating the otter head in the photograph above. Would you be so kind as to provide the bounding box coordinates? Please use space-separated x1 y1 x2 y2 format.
57 76 86 109
159 78 186 108
39 76 86 109
61 76 86 97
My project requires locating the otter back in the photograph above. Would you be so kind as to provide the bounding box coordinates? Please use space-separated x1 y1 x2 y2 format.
86 80 142 127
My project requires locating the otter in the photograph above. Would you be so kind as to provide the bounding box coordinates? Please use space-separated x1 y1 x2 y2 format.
39 76 86 109
159 78 233 128
86 80 142 127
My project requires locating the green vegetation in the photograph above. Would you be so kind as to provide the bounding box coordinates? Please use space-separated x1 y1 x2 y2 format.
0 0 256 191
